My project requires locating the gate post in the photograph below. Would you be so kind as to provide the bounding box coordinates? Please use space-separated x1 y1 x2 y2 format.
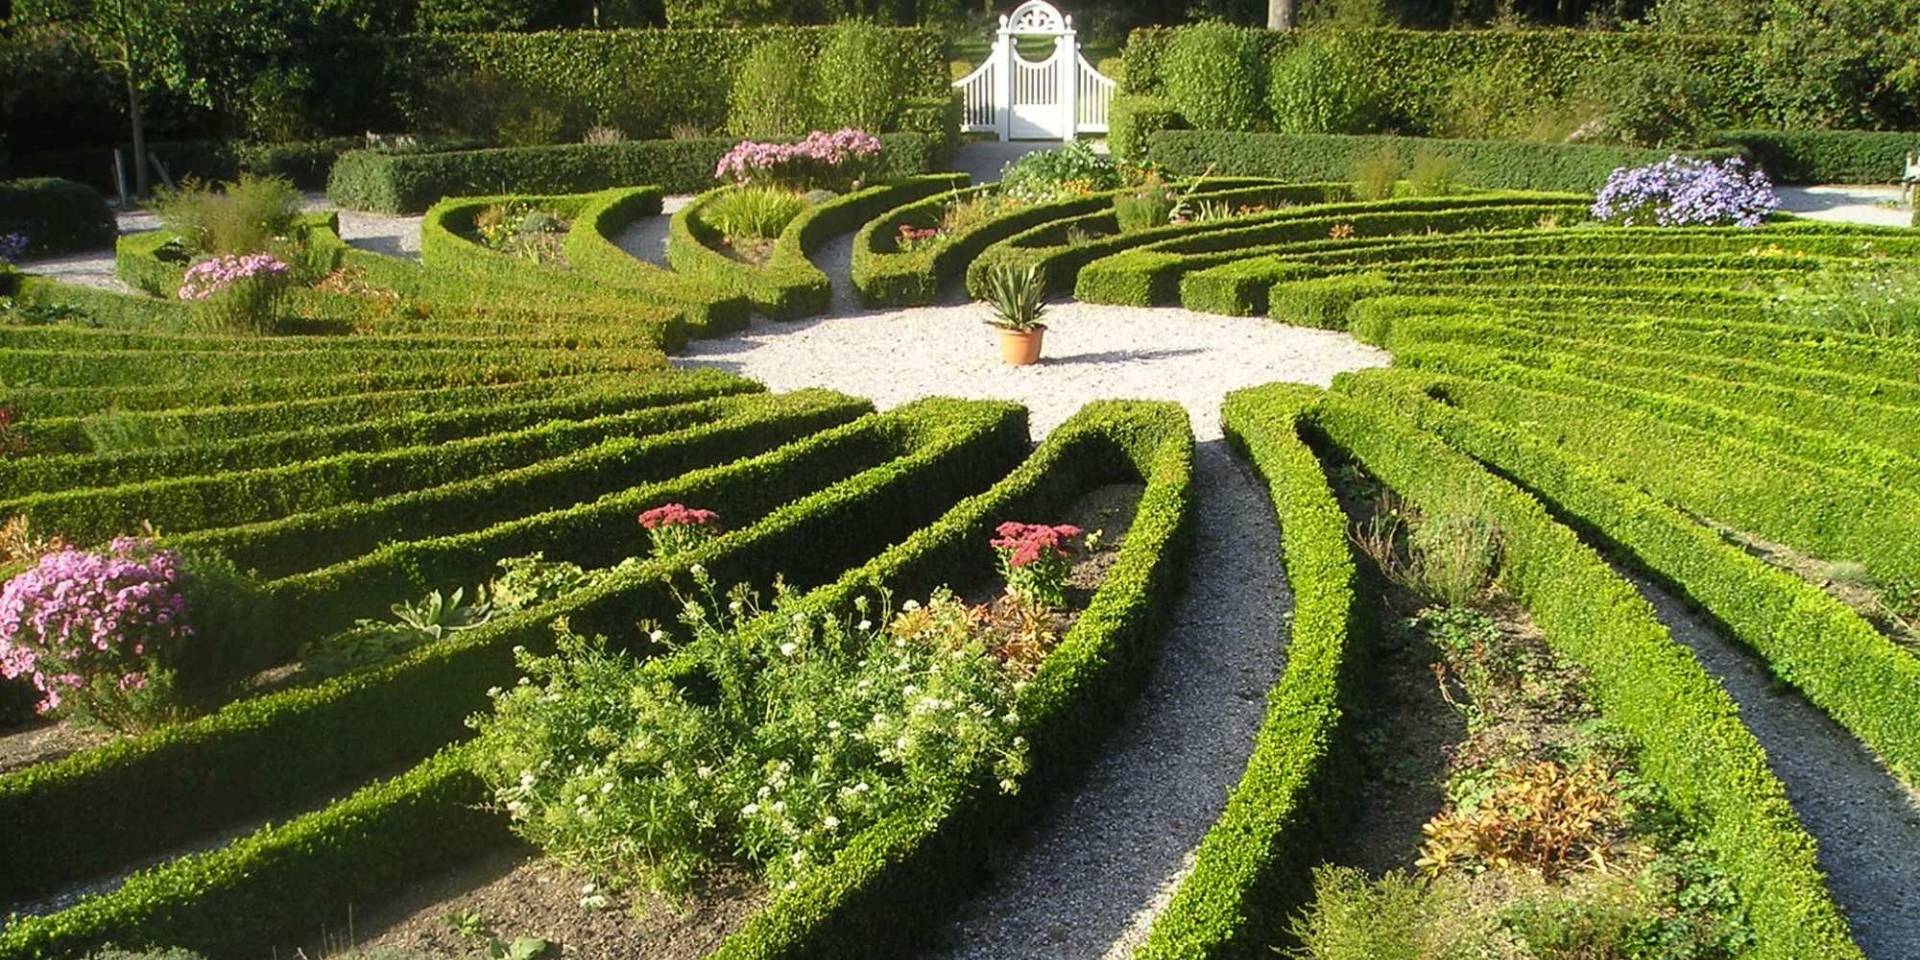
992 27 1013 140
1055 30 1078 140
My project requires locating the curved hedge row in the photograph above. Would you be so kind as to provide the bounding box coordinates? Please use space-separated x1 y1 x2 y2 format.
667 174 966 319
1312 390 1861 960
708 399 1196 959
0 398 1028 908
1131 384 1363 959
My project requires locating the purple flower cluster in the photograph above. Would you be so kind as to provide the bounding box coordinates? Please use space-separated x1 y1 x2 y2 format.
714 128 883 188
0 538 191 715
0 232 26 264
1592 156 1778 228
177 252 291 301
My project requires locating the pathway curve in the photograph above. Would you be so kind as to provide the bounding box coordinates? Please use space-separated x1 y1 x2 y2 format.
1628 573 1920 960
928 439 1287 959
1777 185 1912 228
611 195 691 267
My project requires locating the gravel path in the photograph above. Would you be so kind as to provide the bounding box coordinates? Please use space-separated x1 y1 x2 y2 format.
928 440 1288 959
1628 572 1920 960
611 195 691 267
1778 185 1912 228
678 233 1389 441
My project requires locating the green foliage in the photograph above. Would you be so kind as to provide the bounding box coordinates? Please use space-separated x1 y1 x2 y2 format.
1776 261 1920 338
1160 21 1267 132
1107 94 1185 164
1349 149 1403 201
705 186 811 242
1586 57 1721 148
1286 866 1504 960
814 20 905 132
981 263 1047 331
1113 181 1179 232
153 173 301 257
998 142 1121 204
1406 151 1467 196
0 177 115 257
1148 131 1740 193
85 948 206 960
327 133 940 215
416 0 568 31
1713 129 1920 184
1267 32 1394 135
727 37 819 139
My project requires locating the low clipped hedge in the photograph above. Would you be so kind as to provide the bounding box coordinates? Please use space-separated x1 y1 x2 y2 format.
0 177 116 257
328 133 942 215
1311 390 1860 960
419 187 750 338
1146 131 1740 193
669 174 965 319
851 186 1112 308
0 399 1029 908
8 137 370 193
1132 384 1363 959
1108 94 1185 163
708 400 1196 959
1342 371 1920 792
1713 129 1920 184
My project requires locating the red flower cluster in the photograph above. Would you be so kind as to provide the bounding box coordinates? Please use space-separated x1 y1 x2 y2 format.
990 522 1083 569
638 504 719 531
897 223 940 251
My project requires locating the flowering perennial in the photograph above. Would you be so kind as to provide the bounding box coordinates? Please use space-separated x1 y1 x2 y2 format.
714 128 883 190
0 232 27 264
1592 156 1778 228
177 252 291 301
896 222 940 252
0 538 190 721
992 521 1083 610
638 503 721 558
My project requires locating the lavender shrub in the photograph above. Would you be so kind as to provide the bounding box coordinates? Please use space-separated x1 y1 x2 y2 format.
1592 156 1778 228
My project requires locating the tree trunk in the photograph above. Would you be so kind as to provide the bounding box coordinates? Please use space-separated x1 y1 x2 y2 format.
127 75 149 198
1268 0 1295 29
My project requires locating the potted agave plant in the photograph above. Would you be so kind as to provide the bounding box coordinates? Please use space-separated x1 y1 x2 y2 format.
983 263 1049 366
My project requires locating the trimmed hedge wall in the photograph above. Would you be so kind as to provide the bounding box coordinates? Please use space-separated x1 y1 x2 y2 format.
1132 384 1363 959
707 399 1196 959
1310 390 1860 960
0 399 1029 908
1342 371 1920 791
1145 131 1740 193
0 177 116 257
668 174 966 319
1122 26 1770 134
8 137 369 194
1712 129 1920 184
328 133 942 215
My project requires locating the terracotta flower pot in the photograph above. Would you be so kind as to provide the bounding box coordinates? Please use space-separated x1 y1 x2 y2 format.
997 326 1045 366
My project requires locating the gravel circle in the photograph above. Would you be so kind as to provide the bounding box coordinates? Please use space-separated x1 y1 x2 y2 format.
927 440 1290 959
1628 573 1920 960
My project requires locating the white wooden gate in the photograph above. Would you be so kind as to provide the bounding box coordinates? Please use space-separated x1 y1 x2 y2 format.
954 1 1117 142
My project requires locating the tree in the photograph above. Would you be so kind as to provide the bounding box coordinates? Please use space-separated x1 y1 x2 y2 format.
1269 0 1295 27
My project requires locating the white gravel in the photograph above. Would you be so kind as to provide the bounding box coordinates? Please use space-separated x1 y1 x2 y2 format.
1628 573 1920 960
1777 185 1913 228
929 440 1289 959
611 194 690 267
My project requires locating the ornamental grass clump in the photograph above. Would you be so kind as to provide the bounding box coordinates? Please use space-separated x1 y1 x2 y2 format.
713 128 883 192
0 538 193 729
177 252 293 334
1591 156 1778 227
638 503 722 559
470 571 1031 898
992 521 1083 610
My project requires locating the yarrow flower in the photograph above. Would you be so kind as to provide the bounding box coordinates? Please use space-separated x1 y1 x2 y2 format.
177 253 292 301
990 521 1083 610
0 537 191 721
714 128 883 190
638 503 721 559
0 232 28 264
1591 156 1778 228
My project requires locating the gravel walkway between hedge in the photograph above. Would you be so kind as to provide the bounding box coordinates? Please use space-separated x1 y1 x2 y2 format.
1627 572 1920 960
675 231 1387 956
611 195 691 267
926 439 1289 960
675 234 1389 441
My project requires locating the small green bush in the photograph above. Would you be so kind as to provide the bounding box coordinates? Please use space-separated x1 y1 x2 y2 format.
1113 182 1178 232
1161 21 1266 132
1267 32 1392 135
1349 148 1402 201
815 21 904 133
1406 150 1466 197
998 142 1120 204
705 186 810 241
728 38 819 139
154 174 302 257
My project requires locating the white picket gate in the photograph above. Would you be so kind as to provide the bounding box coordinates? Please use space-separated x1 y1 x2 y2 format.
953 1 1117 141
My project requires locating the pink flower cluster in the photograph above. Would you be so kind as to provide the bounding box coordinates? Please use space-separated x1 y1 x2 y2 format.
714 129 884 188
0 538 190 715
638 504 720 531
177 253 291 301
991 522 1084 568
897 223 940 251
